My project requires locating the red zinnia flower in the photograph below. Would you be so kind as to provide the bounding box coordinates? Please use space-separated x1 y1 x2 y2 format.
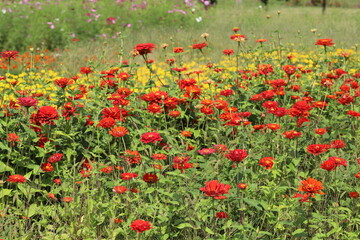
7 174 26 183
282 130 302 139
47 193 56 200
198 148 215 155
298 177 324 196
266 123 281 131
168 110 181 118
143 173 159 183
130 219 152 233
191 42 207 50
18 97 38 107
100 166 114 174
47 153 63 163
80 67 92 75
237 183 248 190
112 186 127 194
41 163 54 172
62 197 73 203
173 47 184 53
259 157 275 169
306 144 330 155
225 149 248 162
315 128 327 135
223 49 234 55
109 126 128 137
134 43 155 55
330 139 346 149
140 132 162 144
98 117 116 128
121 172 138 180
349 192 359 198
199 180 232 200
151 153 167 161
53 178 61 184
7 133 20 145
216 212 229 219
315 39 334 46
54 78 74 89
33 106 59 125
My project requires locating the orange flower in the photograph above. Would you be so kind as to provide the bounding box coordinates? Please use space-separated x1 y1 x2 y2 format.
180 131 192 137
7 174 26 183
109 126 128 137
315 39 334 46
298 177 324 196
62 197 73 203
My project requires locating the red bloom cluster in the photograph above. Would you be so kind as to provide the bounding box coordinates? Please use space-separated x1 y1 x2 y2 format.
298 177 324 197
134 43 155 55
140 132 162 144
306 144 330 155
225 149 248 162
1 50 18 59
315 39 334 46
259 157 275 170
200 180 231 200
320 156 347 171
31 106 59 125
191 42 207 50
7 174 26 183
130 219 152 233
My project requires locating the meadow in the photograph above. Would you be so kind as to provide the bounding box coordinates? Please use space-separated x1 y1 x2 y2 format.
0 0 360 239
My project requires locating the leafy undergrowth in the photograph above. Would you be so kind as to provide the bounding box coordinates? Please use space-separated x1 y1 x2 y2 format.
0 33 359 239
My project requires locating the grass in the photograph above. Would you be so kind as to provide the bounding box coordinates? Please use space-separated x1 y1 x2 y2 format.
53 1 360 75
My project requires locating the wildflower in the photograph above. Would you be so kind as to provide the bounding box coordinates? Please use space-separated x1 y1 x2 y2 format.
113 186 127 194
98 117 116 128
282 130 302 139
256 39 267 43
306 144 330 155
121 172 138 180
80 67 92 74
1 50 18 60
223 49 235 55
292 193 311 203
53 178 61 185
173 47 184 53
259 157 274 169
54 77 74 89
143 173 159 183
199 180 232 200
198 148 215 155
32 106 59 125
315 128 327 135
122 150 141 165
216 212 229 219
349 192 359 198
41 163 54 172
151 153 167 161
168 110 181 118
225 149 248 162
47 153 63 163
134 43 155 55
237 183 248 190
355 172 360 178
100 166 114 174
330 139 346 149
62 197 73 203
109 126 128 137
7 133 20 145
18 97 38 107
266 123 281 131
47 193 56 200
298 177 324 197
130 219 152 233
140 132 162 144
114 218 123 223
7 174 26 183
315 39 334 46
180 131 192 137
191 42 207 50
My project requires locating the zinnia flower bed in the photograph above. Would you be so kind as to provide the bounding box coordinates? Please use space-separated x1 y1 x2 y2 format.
0 33 359 239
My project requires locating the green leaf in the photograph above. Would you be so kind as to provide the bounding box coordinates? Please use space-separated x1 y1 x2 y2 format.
27 204 38 217
205 227 215 234
0 161 14 173
0 189 12 198
144 187 155 194
0 142 10 151
292 228 307 237
176 223 193 229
